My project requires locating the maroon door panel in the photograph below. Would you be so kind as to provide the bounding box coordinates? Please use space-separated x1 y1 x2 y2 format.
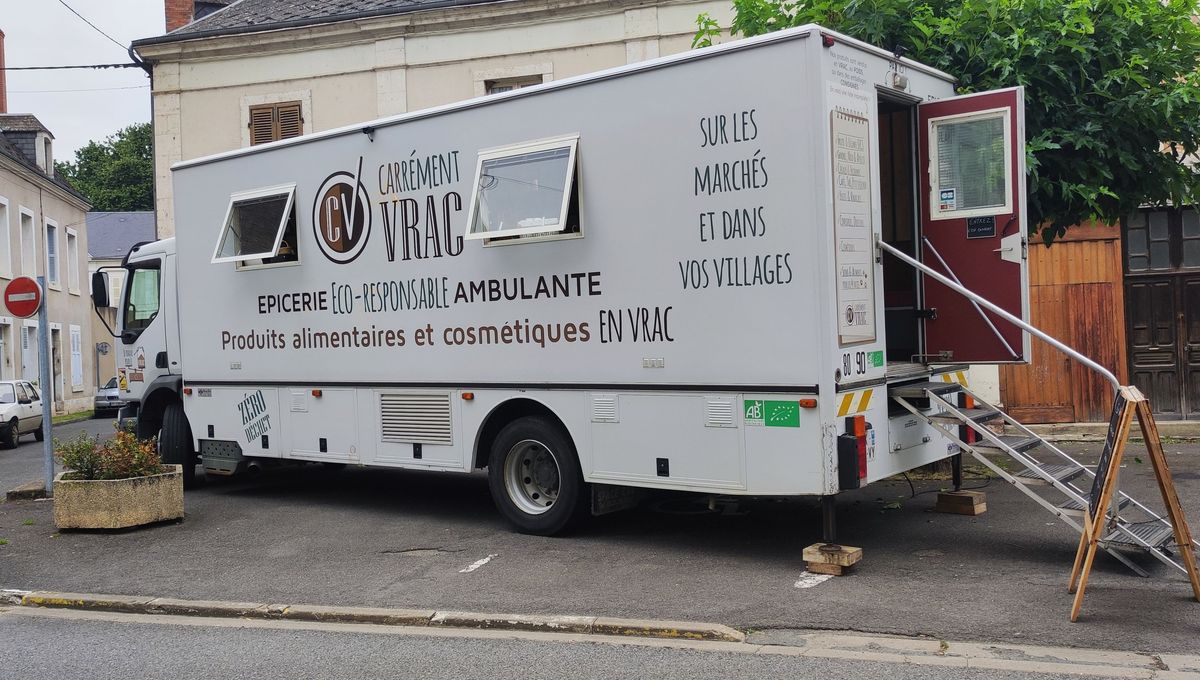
917 88 1029 363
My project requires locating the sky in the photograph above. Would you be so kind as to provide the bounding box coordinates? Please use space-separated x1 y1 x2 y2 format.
3 0 164 161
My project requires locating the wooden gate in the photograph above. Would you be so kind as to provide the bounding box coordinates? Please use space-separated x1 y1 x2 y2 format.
999 223 1127 422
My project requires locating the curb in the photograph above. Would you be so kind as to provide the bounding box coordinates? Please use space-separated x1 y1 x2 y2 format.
3 590 745 643
5 481 47 502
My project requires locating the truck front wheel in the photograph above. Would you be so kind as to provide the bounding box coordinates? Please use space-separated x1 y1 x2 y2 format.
487 416 587 536
159 402 197 488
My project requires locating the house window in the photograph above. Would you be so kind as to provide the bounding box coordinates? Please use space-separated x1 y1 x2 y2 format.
465 136 580 243
485 76 543 95
66 228 79 293
1125 207 1200 272
0 197 10 277
928 108 1011 220
248 101 304 145
211 184 299 266
19 210 35 275
45 220 59 286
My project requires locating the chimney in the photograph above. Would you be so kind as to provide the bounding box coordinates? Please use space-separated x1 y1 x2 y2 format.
165 0 193 32
0 29 8 114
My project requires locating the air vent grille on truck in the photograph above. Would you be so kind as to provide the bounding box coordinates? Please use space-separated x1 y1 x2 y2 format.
705 398 736 428
379 393 453 445
591 394 618 423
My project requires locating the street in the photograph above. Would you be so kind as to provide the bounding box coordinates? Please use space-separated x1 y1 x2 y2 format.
2 417 1198 659
0 606 1163 680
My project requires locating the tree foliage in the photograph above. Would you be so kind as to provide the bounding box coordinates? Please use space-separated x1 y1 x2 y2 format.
695 0 1200 241
56 123 153 212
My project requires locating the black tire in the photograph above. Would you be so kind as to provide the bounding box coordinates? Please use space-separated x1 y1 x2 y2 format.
34 425 44 442
2 419 17 449
159 402 197 489
487 416 588 536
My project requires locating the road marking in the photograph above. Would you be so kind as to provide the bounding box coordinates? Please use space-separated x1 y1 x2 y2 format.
793 573 834 589
459 554 497 573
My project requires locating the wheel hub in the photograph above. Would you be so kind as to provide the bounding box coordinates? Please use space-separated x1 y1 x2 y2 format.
504 439 561 515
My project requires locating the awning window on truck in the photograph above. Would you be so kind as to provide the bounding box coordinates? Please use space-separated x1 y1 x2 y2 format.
211 183 299 266
465 135 580 243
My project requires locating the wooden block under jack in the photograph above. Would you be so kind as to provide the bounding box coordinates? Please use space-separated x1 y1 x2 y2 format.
803 543 863 576
934 490 987 516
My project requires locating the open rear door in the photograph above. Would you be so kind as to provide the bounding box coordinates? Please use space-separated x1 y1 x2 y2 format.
918 87 1029 363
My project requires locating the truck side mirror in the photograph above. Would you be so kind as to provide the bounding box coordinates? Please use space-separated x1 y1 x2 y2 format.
91 271 110 309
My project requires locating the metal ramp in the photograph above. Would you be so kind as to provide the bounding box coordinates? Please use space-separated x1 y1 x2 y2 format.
890 379 1200 578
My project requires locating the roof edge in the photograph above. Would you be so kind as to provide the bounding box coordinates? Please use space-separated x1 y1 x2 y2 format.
132 0 515 49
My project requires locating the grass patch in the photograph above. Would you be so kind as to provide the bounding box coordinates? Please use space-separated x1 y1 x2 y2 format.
0 539 8 546
52 410 94 426
21 519 34 526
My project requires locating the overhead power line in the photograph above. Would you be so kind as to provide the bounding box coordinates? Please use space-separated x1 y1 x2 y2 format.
4 63 141 71
9 84 150 94
57 0 129 53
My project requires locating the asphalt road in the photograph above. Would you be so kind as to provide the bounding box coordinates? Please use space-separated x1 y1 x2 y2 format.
1 423 1198 655
0 415 115 489
0 607 1131 680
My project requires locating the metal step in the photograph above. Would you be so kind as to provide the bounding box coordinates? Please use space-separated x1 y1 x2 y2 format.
1014 463 1085 486
1057 496 1131 518
975 435 1043 455
929 408 1001 424
888 381 964 398
1101 522 1176 551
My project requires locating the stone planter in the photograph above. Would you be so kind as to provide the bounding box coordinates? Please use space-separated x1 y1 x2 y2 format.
53 465 184 530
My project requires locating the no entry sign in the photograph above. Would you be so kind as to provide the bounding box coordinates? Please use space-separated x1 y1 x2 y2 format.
4 276 42 318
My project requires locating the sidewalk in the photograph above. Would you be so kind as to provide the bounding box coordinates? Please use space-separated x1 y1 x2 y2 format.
1024 420 1200 442
2 436 1198 655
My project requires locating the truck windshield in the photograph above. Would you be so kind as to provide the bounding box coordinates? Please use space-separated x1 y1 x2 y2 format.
123 267 161 334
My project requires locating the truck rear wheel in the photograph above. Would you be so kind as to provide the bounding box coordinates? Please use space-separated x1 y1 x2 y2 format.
159 402 197 488
487 416 587 536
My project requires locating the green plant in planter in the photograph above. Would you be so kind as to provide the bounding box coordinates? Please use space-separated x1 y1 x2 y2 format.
56 429 166 481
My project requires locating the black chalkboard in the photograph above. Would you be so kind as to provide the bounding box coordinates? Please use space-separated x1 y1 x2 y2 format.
967 216 997 238
1089 391 1128 515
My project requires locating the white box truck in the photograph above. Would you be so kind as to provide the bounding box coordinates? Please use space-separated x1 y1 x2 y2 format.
94 24 1032 537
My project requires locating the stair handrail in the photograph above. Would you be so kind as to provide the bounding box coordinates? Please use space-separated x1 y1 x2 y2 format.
876 237 1120 393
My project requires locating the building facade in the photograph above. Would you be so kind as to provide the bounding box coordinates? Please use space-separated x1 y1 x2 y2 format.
0 115 96 413
132 0 733 239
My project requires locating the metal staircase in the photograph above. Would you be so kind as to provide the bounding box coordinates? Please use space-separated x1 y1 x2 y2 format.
890 379 1198 578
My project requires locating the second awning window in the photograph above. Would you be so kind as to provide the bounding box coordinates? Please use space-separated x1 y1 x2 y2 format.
465 136 579 241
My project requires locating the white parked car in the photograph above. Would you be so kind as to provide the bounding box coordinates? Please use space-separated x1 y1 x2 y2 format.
0 380 44 448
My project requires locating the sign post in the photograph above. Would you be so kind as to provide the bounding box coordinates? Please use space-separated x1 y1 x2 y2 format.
36 277 52 497
3 276 49 496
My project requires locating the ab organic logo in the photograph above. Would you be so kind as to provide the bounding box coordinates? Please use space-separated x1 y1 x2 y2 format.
313 156 372 264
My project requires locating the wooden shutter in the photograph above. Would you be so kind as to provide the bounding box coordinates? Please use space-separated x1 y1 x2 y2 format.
248 104 277 145
248 101 304 145
276 102 303 140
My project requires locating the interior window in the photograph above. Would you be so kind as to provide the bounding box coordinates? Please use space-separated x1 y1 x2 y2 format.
930 110 1009 218
24 382 38 401
466 137 579 242
212 184 298 265
15 383 28 402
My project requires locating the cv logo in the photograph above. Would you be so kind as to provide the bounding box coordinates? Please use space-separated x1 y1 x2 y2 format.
313 156 371 264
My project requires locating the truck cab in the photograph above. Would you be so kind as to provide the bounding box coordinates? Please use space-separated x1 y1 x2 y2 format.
92 238 186 447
